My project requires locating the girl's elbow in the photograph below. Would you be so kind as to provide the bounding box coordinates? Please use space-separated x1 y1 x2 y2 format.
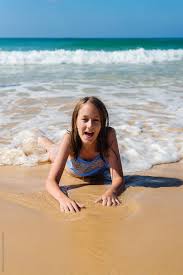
45 177 58 190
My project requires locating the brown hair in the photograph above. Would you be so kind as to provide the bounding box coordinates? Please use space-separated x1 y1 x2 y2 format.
70 96 109 160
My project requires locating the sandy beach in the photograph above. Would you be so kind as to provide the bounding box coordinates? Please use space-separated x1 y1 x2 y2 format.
1 161 183 275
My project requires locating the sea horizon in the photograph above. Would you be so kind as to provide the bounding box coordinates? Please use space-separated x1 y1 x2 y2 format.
0 36 183 38
1 37 183 52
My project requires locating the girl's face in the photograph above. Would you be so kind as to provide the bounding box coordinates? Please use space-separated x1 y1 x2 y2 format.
76 102 101 146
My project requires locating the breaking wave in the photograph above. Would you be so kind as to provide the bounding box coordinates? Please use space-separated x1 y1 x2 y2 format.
0 48 183 65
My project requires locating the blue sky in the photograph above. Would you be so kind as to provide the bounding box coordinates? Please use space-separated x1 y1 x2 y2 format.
0 0 182 38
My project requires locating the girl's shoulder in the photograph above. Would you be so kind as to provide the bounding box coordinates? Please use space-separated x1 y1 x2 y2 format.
106 126 115 133
60 130 71 147
106 126 116 144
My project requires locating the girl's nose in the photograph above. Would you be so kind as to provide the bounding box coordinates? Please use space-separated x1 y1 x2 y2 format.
87 119 93 128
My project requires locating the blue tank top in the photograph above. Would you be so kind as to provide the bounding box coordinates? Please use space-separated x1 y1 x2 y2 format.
66 154 109 177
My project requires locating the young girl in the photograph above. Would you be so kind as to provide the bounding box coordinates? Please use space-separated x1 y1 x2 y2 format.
40 96 125 213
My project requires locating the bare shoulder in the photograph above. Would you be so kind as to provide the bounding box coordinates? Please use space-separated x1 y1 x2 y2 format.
106 127 123 177
58 131 71 144
106 126 120 159
63 131 71 142
57 131 71 153
107 126 117 145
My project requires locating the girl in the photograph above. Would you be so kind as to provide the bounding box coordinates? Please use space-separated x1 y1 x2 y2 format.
40 96 125 213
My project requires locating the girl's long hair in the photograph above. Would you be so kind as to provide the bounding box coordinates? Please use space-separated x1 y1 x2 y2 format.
70 96 109 160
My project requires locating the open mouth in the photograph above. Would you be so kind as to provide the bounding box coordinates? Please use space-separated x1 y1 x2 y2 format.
84 131 94 138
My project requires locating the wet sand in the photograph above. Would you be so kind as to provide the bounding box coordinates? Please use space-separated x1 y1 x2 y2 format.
0 161 183 275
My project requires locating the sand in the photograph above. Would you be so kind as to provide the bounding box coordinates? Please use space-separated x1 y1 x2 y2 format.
0 161 183 275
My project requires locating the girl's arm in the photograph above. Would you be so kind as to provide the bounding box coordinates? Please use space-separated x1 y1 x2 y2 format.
46 133 84 212
95 127 125 206
107 127 125 195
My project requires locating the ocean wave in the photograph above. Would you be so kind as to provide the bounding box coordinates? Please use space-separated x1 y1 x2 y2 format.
0 128 182 172
0 48 183 65
0 130 49 166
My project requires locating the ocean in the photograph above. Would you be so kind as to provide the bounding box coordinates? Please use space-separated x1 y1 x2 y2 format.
0 38 183 172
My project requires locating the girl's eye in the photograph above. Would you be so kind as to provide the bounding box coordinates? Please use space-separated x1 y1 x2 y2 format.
81 118 100 123
93 119 100 123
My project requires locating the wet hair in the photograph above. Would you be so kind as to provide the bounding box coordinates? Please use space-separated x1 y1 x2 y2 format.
69 96 109 160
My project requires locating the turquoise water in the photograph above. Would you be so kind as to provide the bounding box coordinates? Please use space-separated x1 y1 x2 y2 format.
0 38 183 51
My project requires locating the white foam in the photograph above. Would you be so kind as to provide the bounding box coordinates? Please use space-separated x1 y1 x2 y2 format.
0 130 49 166
0 123 182 171
0 147 48 166
0 55 183 172
119 133 181 173
0 48 183 65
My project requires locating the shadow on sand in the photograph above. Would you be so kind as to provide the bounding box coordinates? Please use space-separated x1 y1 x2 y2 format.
60 175 183 196
124 175 183 188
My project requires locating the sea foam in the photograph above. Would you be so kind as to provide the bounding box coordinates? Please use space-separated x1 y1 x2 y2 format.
0 130 49 166
0 48 183 65
0 125 182 172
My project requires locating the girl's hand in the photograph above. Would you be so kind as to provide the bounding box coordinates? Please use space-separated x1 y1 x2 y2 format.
59 196 85 213
94 189 121 207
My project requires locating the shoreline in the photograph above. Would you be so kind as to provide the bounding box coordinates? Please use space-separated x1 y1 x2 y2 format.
0 160 183 275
